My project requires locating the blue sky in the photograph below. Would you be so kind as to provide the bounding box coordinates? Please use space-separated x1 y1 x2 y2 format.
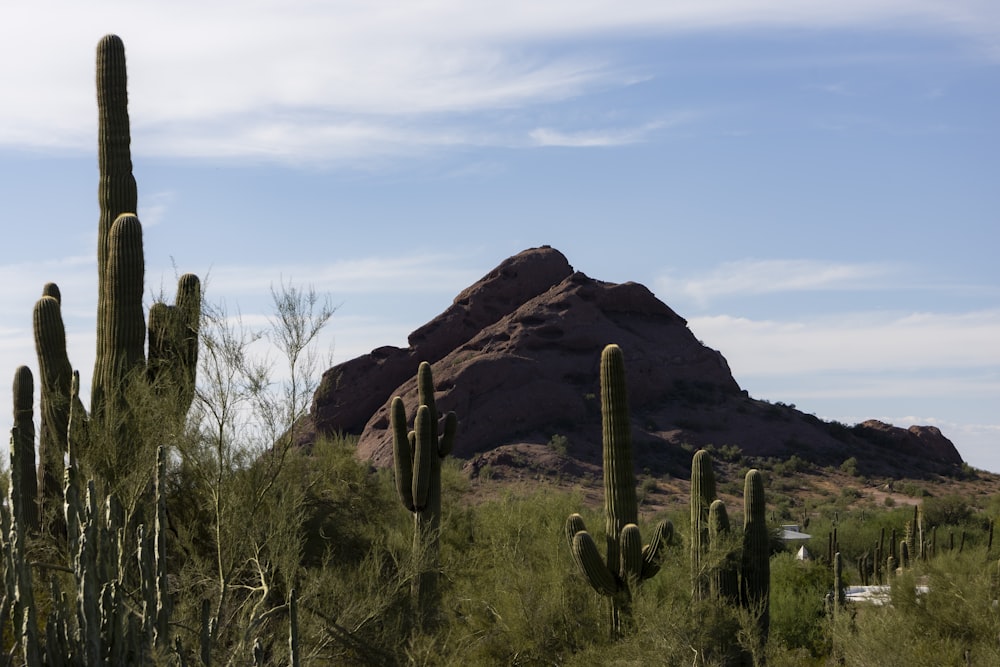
1 2 998 470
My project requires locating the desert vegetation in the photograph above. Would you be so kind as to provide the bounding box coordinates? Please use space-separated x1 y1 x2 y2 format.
2 33 999 666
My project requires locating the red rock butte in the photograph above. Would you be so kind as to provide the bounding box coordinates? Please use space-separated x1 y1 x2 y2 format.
298 246 963 480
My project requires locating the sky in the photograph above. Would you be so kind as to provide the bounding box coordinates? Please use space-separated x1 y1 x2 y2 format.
1 2 998 470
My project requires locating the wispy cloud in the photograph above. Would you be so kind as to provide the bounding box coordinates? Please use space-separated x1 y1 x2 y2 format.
530 119 675 147
689 309 1000 376
657 259 898 305
2 1 999 161
201 254 480 298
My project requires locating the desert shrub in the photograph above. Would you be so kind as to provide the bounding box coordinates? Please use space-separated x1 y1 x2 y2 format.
769 553 830 657
921 494 974 528
831 554 1000 666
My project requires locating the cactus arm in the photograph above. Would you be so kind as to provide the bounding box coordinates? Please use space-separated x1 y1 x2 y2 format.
390 397 415 511
571 531 620 597
566 513 588 549
411 405 433 511
619 523 643 584
640 518 673 579
439 411 457 457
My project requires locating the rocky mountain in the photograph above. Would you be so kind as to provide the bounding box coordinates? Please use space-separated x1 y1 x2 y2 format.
300 246 964 480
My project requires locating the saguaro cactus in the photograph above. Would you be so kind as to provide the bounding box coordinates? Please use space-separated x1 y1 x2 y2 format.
12 366 39 531
708 498 739 603
148 273 201 416
93 34 138 420
85 36 201 476
688 451 771 662
691 448 717 601
566 344 671 637
742 469 771 648
33 293 74 512
391 361 457 631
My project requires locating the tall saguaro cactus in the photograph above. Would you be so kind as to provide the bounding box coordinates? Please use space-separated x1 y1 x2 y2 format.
93 34 138 421
691 448 717 601
566 344 671 637
86 35 201 476
741 468 771 651
391 361 458 631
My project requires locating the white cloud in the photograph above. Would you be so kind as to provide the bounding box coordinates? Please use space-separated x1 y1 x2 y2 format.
2 1 999 160
689 309 1000 377
657 259 898 305
139 191 173 228
529 117 689 147
200 254 480 298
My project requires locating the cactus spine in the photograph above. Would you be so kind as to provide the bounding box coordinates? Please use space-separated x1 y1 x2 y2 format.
391 361 457 631
566 344 671 637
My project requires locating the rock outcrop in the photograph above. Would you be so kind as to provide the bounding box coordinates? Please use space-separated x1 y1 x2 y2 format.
853 420 964 466
301 246 965 479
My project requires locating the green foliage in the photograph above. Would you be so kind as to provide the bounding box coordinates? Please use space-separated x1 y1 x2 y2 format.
839 456 859 476
769 553 830 657
921 494 974 528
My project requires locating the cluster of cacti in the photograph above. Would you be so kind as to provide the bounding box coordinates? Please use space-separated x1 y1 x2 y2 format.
0 33 208 665
1 441 171 664
565 344 672 637
688 449 771 654
18 35 201 516
391 361 458 631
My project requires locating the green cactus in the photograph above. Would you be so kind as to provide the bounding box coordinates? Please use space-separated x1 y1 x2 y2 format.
33 293 73 513
691 448 717 601
96 212 146 415
391 361 457 631
566 344 671 637
708 498 739 603
687 452 770 662
93 34 138 419
741 468 770 647
148 274 202 416
832 551 845 612
0 33 193 667
8 429 42 667
12 366 39 531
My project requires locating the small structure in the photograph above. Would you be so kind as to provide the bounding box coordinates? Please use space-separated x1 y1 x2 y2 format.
780 524 812 542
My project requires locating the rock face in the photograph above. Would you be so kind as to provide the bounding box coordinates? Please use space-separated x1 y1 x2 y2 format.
303 246 965 479
853 420 964 466
308 246 576 437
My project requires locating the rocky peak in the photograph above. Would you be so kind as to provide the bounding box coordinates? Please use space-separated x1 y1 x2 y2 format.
300 247 965 480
